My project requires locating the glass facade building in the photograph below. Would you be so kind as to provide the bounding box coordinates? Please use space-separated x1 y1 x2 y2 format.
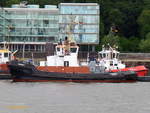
59 3 99 44
0 7 10 43
4 5 59 52
0 3 99 52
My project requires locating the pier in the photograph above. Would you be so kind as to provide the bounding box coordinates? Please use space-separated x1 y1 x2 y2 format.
120 53 150 69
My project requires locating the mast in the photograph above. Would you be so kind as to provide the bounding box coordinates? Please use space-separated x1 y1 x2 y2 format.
66 14 76 43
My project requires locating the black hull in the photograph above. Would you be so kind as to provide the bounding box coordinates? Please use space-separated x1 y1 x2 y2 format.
8 63 137 83
0 70 11 79
0 74 11 79
137 76 150 82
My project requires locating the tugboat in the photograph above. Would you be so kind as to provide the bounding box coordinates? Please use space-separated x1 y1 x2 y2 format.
8 37 137 82
96 25 148 77
8 20 149 82
8 61 137 82
0 47 15 79
97 44 148 77
8 21 149 82
0 39 19 79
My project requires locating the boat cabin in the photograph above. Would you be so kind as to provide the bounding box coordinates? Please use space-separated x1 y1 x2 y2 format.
40 38 79 67
99 47 119 60
56 43 79 56
98 45 125 71
0 49 11 64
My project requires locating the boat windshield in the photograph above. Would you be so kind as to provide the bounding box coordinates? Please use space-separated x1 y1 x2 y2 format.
113 53 116 58
4 53 8 57
116 53 119 58
99 53 106 58
99 53 102 58
70 48 77 53
103 53 106 58
57 47 60 52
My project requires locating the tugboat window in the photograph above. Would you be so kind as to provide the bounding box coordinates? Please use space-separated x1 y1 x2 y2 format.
110 61 113 66
4 53 8 57
99 53 102 58
9 53 11 59
113 53 116 58
70 48 77 53
57 47 60 51
103 53 106 58
116 53 119 58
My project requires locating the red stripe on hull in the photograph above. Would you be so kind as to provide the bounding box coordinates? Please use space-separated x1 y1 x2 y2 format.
13 79 136 83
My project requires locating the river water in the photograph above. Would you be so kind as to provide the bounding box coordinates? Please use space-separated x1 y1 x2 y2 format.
0 80 150 113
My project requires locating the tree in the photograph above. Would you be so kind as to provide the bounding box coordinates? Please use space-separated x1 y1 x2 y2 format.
101 0 143 38
5 0 20 7
139 32 150 52
118 36 140 52
108 9 124 26
119 37 129 52
143 0 150 9
100 18 104 38
0 0 7 7
100 33 120 49
28 0 61 7
137 10 150 38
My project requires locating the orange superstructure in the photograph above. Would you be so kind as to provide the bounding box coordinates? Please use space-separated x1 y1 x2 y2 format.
37 66 90 74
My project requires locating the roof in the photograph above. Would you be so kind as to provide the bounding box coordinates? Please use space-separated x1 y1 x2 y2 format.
59 3 99 6
4 8 59 13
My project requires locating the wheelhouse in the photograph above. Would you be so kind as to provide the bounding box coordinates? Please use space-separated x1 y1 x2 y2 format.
56 45 79 56
99 49 119 60
0 49 11 63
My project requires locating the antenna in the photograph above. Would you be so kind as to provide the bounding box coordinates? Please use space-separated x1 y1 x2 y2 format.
65 14 77 43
